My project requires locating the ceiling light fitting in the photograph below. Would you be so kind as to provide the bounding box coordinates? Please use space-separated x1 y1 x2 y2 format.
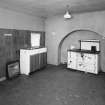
64 5 72 19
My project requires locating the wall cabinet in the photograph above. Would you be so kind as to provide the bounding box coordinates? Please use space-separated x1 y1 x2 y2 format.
20 48 47 75
67 49 100 74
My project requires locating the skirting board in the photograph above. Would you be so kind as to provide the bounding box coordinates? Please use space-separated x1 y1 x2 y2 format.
0 77 6 82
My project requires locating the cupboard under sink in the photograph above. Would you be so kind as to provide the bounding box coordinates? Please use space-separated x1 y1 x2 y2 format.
20 47 47 75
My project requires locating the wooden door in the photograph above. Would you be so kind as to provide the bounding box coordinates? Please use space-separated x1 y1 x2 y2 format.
77 53 84 71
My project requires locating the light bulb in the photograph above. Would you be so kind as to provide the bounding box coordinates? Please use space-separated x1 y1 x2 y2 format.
64 11 71 19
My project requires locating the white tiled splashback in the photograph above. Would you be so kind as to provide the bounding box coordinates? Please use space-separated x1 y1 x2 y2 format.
80 40 100 51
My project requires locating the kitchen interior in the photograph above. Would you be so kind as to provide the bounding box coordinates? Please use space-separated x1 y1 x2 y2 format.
0 0 105 105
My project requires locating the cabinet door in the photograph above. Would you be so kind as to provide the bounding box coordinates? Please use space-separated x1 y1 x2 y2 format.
39 52 47 68
67 51 77 69
39 53 44 68
34 54 40 70
30 55 34 72
77 53 84 71
43 52 47 66
30 54 40 72
83 53 98 74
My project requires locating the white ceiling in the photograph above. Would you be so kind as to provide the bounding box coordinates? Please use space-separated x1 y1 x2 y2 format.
0 0 105 18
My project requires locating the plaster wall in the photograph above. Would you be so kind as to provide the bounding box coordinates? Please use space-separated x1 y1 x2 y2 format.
0 8 44 31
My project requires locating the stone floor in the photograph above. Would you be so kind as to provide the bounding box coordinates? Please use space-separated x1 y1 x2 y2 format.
0 64 105 105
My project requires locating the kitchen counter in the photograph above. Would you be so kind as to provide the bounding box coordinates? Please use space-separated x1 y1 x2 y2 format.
67 49 100 54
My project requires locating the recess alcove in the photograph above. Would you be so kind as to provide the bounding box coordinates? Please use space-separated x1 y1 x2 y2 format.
58 29 105 72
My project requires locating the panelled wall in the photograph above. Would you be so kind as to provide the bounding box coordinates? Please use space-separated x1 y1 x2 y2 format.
0 28 45 78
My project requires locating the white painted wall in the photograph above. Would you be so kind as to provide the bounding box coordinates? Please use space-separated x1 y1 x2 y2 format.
0 8 44 31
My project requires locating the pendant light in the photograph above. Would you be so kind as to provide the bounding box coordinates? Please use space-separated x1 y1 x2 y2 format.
64 5 72 19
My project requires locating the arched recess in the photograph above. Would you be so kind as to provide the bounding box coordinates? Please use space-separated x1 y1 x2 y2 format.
58 29 104 67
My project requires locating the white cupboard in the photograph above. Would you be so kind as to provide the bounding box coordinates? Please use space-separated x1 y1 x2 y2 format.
67 49 100 74
20 48 47 75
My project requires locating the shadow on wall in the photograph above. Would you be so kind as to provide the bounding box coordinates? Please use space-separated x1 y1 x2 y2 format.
58 29 105 72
